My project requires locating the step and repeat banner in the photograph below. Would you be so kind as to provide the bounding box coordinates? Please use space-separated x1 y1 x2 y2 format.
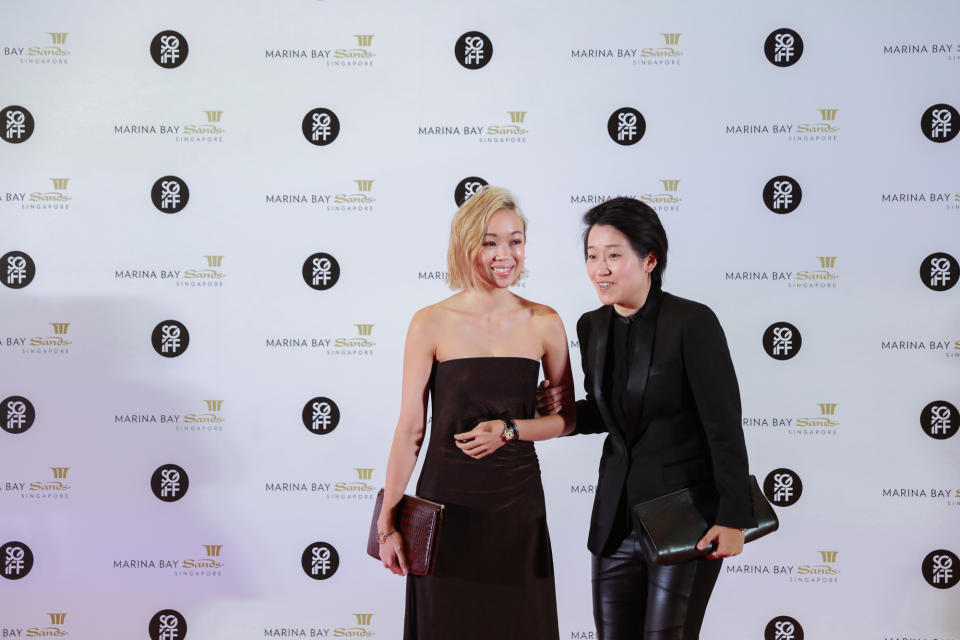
2 1 959 638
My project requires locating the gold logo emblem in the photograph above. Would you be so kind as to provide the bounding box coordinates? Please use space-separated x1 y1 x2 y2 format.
817 256 837 268
204 400 223 412
50 178 69 190
817 403 838 416
204 111 223 123
50 322 70 335
507 111 527 124
660 179 680 191
47 613 67 625
355 468 374 480
49 33 68 45
354 35 374 47
355 324 374 336
818 109 838 121
50 467 69 479
354 613 373 625
354 180 374 192
204 255 224 267
662 33 681 45
204 545 223 557
819 550 839 563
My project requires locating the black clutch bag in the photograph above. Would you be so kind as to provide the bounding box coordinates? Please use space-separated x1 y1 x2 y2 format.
630 475 778 565
367 489 445 576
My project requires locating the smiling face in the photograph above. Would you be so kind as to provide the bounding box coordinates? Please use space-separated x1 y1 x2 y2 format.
475 208 525 289
586 223 656 313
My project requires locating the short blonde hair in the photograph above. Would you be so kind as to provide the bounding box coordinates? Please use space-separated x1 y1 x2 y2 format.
446 185 528 290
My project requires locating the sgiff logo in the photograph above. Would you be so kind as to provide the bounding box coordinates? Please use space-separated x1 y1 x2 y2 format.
608 107 646 145
151 30 188 68
152 320 190 357
455 31 492 69
2 250 36 288
920 252 959 291
763 176 802 214
149 609 187 640
302 397 341 435
922 400 958 440
3 107 31 142
302 108 340 146
763 468 803 507
2 396 36 434
151 464 189 502
151 176 189 214
765 28 803 67
1 541 33 579
764 616 804 640
763 322 802 360
302 542 340 580
922 104 959 143
302 252 341 290
455 176 488 206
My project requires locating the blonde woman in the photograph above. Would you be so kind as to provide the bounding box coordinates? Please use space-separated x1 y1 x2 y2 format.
377 186 575 639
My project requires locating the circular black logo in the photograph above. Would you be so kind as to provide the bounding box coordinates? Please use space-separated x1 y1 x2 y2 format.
1 541 34 580
763 322 802 360
1 106 35 143
1 396 35 434
302 253 341 290
151 464 189 502
763 176 802 214
151 176 189 214
302 397 341 435
302 108 340 146
455 176 488 207
149 609 187 640
921 401 958 440
152 320 190 357
764 28 803 67
922 549 960 589
764 616 804 640
920 252 959 291
608 108 645 145
150 31 188 68
763 468 803 507
2 251 36 289
302 542 339 580
921 104 959 143
455 31 493 69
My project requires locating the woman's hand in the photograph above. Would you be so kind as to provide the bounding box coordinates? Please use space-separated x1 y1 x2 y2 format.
535 379 566 416
697 525 745 560
379 530 408 576
454 419 506 459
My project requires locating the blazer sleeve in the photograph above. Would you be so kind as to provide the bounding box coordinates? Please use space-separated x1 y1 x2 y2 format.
571 313 608 436
681 304 756 528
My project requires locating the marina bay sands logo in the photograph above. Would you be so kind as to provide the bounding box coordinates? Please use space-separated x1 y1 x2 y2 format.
763 322 802 360
922 549 959 588
765 616 804 640
151 30 188 68
149 609 187 640
765 28 803 67
608 107 645 145
1 541 34 579
151 464 189 502
302 252 341 290
455 31 492 69
302 542 340 580
920 252 959 291
152 320 190 357
922 400 958 440
151 176 189 214
2 250 36 289
763 468 803 507
302 108 340 146
763 176 802 214
1 106 34 143
2 396 36 434
922 104 959 143
455 176 488 206
302 397 341 435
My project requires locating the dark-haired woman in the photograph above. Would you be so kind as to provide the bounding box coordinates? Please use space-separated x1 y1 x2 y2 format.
540 197 755 639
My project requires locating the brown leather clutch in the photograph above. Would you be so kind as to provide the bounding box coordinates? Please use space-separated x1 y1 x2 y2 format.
367 489 445 576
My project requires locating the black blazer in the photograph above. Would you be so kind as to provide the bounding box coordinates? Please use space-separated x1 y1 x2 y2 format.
575 290 755 556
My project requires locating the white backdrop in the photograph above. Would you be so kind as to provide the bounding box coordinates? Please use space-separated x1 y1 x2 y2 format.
2 1 959 638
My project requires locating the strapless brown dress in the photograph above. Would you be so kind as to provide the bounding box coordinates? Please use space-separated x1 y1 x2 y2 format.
404 357 559 640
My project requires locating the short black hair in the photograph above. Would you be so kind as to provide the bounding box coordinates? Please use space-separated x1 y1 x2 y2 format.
582 197 668 289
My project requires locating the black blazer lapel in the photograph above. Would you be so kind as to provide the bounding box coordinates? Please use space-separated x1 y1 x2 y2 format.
590 306 626 443
625 290 663 435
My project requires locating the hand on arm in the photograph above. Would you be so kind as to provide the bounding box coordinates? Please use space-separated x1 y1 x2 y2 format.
378 309 435 576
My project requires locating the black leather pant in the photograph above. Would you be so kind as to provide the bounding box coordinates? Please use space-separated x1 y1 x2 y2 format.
592 530 723 640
